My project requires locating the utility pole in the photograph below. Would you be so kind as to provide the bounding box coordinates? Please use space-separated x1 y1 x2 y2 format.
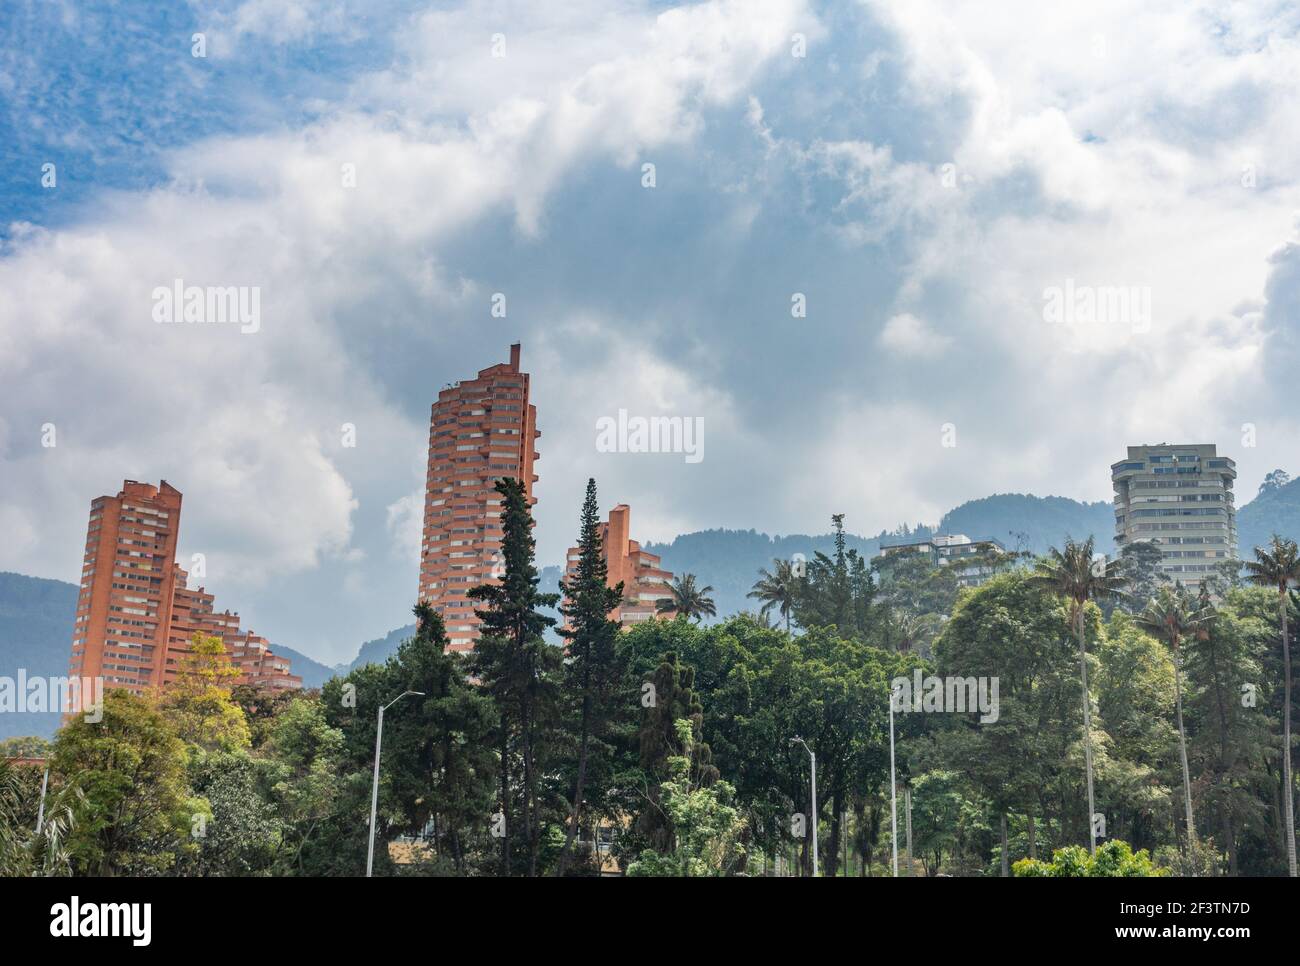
905 787 913 876
791 737 817 877
35 764 49 834
889 688 899 877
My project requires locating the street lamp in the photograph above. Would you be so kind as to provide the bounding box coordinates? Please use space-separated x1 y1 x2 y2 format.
790 737 817 877
366 690 424 877
888 683 899 877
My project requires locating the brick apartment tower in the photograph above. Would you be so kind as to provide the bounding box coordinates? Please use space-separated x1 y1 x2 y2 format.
419 343 540 651
563 504 675 627
70 479 301 696
69 480 184 695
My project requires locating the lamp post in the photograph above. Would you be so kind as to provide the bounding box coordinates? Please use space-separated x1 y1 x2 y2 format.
889 684 899 877
790 737 817 877
366 690 424 877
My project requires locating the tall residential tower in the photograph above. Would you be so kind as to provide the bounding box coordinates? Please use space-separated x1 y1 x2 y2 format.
1111 443 1238 590
69 479 301 697
418 344 541 651
69 480 183 695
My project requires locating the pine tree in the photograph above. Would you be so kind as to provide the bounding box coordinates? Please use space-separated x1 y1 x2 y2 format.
555 479 626 875
466 477 559 876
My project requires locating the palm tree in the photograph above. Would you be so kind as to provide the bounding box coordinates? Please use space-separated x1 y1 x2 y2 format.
1244 535 1300 877
657 573 717 623
1136 586 1211 855
889 609 939 654
1028 536 1127 855
0 761 78 876
748 559 799 632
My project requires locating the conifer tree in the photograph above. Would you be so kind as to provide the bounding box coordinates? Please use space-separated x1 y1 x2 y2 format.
467 477 559 876
555 479 626 875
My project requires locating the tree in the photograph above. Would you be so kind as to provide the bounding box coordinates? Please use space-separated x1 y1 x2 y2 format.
1182 589 1273 875
625 719 745 876
329 603 499 875
933 571 1087 872
748 559 799 632
467 477 560 876
555 478 626 875
886 609 940 655
793 514 876 639
633 652 719 854
1029 537 1126 855
657 573 717 622
0 758 80 876
1115 540 1170 614
1135 587 1211 856
162 632 251 752
265 695 356 875
52 689 194 876
1243 535 1300 877
184 751 283 876
1013 839 1167 877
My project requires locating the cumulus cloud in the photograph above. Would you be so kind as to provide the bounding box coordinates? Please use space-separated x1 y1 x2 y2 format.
880 312 951 356
3 0 1300 661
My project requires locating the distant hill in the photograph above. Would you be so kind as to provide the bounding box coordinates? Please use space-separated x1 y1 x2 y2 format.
937 493 1115 556
644 528 884 623
272 645 336 690
0 572 79 741
644 494 1115 621
1238 472 1300 558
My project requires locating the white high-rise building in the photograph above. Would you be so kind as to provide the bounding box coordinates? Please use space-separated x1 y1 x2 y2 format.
1111 444 1238 590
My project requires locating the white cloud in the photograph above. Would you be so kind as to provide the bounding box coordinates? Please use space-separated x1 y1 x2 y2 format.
880 312 952 356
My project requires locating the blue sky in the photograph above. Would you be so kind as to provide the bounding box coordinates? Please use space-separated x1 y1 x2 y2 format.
3 0 1300 663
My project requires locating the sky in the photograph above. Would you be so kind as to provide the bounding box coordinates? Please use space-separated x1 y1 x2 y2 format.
2 0 1299 664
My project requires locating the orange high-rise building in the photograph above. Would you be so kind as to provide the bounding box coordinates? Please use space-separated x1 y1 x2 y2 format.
563 504 675 627
69 480 300 696
418 343 541 651
69 480 184 695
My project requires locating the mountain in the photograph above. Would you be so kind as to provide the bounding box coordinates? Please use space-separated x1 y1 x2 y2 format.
272 645 337 690
644 494 1115 622
1237 471 1300 559
341 623 417 674
644 528 884 623
937 493 1114 556
0 572 79 741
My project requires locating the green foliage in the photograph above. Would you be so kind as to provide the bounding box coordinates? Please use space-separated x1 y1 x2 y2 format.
626 720 746 877
162 632 251 752
52 690 194 876
466 477 561 876
183 751 283 876
1013 839 1167 877
0 757 80 876
555 479 628 874
791 514 876 641
657 573 717 621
